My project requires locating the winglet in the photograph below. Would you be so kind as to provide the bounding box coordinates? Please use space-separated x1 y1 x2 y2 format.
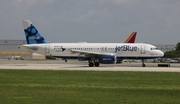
124 32 137 43
22 20 49 44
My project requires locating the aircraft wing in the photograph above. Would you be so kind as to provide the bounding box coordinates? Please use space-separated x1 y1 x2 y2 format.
70 49 116 56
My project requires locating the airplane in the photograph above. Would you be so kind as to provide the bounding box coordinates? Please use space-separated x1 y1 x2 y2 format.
20 20 164 67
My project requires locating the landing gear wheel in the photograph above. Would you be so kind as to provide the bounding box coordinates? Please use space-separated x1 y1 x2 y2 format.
142 64 146 67
89 62 94 67
94 62 100 67
142 59 146 67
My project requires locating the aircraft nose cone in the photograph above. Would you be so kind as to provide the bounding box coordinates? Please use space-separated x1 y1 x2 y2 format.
160 51 164 57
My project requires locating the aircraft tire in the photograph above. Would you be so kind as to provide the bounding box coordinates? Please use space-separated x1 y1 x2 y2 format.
89 62 94 67
94 62 100 67
142 64 146 67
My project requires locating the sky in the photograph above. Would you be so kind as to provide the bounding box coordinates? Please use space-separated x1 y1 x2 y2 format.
0 0 180 44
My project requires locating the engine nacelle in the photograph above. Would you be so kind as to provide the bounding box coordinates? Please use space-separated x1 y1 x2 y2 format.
99 55 116 64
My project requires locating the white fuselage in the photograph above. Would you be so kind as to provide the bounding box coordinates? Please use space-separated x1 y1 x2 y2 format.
21 43 164 60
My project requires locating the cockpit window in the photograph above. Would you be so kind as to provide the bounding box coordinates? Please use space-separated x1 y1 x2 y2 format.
150 47 159 50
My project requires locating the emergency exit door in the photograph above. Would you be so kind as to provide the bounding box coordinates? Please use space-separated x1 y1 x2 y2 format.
140 45 146 54
45 45 50 53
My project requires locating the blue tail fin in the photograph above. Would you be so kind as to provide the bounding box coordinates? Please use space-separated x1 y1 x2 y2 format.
22 20 49 44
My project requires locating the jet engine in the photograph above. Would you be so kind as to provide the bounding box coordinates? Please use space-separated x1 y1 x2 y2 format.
99 55 116 64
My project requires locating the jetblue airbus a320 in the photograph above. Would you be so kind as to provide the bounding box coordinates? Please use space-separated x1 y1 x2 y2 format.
20 20 164 67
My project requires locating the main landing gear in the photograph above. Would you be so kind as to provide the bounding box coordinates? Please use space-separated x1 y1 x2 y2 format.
88 57 100 67
89 57 100 67
142 59 146 67
88 61 100 67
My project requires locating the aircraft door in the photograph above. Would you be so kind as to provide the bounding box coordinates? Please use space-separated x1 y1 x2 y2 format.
45 45 50 53
140 45 146 54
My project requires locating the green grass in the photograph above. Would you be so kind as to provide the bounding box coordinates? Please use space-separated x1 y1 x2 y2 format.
0 70 180 104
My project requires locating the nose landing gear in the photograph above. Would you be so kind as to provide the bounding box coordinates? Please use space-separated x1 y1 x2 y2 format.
142 59 146 67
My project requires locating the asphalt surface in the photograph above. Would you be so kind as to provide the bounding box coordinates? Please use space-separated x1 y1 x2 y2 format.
0 59 180 72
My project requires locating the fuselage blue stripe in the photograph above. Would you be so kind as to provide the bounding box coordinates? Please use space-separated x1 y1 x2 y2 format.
50 56 162 60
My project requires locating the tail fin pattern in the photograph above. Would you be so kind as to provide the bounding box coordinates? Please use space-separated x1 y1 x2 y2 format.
124 32 137 43
22 20 49 44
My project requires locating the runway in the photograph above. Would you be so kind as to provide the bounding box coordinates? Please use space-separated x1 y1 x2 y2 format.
0 59 180 72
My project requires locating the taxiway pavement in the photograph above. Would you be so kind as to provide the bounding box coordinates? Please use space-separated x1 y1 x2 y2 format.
0 59 180 72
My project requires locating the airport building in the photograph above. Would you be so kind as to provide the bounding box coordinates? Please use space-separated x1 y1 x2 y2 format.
0 40 45 60
0 40 176 59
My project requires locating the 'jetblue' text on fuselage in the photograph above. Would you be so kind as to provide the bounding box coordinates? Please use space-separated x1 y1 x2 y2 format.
115 45 137 52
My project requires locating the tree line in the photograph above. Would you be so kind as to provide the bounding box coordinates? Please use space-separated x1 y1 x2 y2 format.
163 42 180 58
